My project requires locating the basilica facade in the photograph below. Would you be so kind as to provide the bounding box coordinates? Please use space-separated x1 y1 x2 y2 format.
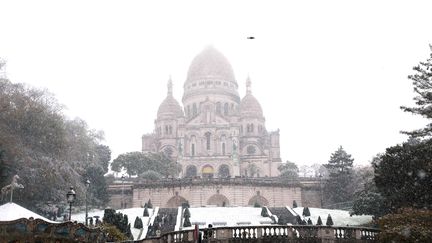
142 46 282 178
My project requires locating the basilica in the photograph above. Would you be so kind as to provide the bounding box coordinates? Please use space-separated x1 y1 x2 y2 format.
142 46 282 178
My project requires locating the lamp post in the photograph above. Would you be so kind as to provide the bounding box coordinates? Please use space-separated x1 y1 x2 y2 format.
85 179 90 226
121 175 125 209
319 174 324 208
66 186 76 221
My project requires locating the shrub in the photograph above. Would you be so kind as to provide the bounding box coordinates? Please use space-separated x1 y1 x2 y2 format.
183 217 191 227
100 223 128 242
147 199 153 208
143 206 149 217
316 216 323 225
302 207 311 217
293 200 298 208
326 214 334 226
378 208 432 242
183 208 191 218
134 216 143 229
261 207 269 217
295 215 302 225
254 201 261 207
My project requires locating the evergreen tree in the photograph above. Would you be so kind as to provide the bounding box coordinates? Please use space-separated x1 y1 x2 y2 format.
261 207 269 217
183 207 191 218
323 146 354 206
326 214 334 226
307 218 313 225
143 206 149 217
302 207 311 217
373 139 432 212
134 216 143 229
400 45 432 139
316 216 323 225
183 216 191 227
147 199 153 208
292 200 298 208
295 215 302 225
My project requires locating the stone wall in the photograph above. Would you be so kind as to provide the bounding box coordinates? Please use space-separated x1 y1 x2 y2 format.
108 178 322 209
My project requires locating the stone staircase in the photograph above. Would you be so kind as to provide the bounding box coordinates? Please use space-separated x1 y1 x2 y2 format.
146 208 178 238
269 207 297 225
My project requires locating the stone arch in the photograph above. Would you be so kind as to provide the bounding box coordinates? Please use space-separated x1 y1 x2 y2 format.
166 195 188 208
185 165 197 178
248 195 269 206
201 164 214 178
207 194 230 207
218 164 230 178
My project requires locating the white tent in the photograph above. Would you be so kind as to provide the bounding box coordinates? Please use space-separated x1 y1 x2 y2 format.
0 202 56 223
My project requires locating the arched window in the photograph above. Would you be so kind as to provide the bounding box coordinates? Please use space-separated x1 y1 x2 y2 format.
205 132 211 150
193 103 197 116
187 105 190 117
250 124 254 132
185 165 197 178
222 143 226 155
165 125 169 134
218 164 230 178
169 125 173 135
216 102 221 114
224 103 229 115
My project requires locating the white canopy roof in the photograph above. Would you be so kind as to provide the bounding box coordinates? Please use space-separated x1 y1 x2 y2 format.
0 202 55 223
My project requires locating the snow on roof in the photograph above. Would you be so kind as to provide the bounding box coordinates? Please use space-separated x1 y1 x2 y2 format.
0 202 55 223
292 207 372 226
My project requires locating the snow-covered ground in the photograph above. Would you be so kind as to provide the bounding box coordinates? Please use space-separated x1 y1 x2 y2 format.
182 207 273 230
71 207 155 240
69 206 372 240
292 207 372 226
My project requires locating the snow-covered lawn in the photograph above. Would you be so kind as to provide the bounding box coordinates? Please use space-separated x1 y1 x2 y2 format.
71 207 155 240
292 207 372 226
183 207 273 230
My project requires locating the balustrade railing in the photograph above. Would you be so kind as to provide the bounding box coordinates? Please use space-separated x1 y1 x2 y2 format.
129 225 379 243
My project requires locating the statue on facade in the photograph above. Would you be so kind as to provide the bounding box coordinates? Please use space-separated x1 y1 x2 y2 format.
1 174 24 202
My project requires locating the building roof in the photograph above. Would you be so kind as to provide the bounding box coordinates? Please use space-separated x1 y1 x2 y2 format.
185 46 237 86
157 78 184 120
240 77 263 118
0 202 55 222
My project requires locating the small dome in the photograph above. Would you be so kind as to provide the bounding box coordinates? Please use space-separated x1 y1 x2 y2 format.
185 46 236 85
240 93 263 118
157 96 184 119
157 78 184 119
240 77 263 118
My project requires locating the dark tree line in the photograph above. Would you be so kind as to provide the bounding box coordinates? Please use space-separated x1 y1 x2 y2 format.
350 46 432 241
0 70 110 214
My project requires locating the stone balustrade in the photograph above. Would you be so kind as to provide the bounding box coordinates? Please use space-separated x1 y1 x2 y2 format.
130 225 379 243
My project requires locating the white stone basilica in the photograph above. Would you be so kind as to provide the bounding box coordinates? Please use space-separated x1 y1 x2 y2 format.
142 46 282 178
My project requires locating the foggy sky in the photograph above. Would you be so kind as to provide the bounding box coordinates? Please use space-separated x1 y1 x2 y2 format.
1 0 431 166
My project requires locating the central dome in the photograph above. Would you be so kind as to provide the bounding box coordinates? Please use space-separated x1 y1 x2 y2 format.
185 46 237 85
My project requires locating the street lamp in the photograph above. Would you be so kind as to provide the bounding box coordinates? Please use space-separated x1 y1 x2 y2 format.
85 179 90 226
66 186 76 221
121 175 125 209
